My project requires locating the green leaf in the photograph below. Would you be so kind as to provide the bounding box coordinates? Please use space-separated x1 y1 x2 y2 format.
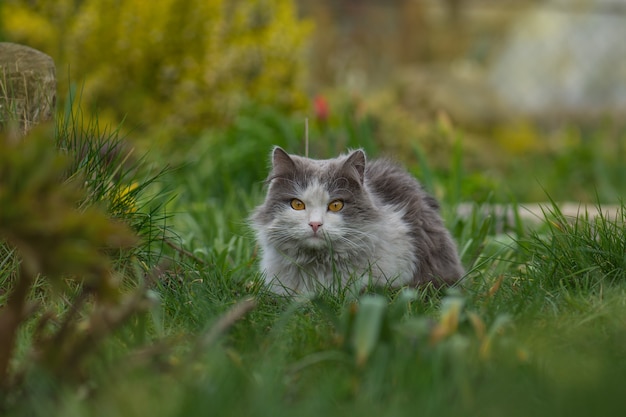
351 295 387 367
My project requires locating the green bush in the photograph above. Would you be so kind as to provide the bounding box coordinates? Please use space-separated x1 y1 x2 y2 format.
522 200 626 291
0 124 138 390
3 0 312 142
0 84 171 402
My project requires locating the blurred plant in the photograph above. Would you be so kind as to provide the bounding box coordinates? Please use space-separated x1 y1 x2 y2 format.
276 289 523 409
0 82 175 404
492 120 546 155
357 292 514 363
3 0 312 144
191 105 304 198
522 198 626 292
55 88 175 268
303 289 518 368
0 125 147 391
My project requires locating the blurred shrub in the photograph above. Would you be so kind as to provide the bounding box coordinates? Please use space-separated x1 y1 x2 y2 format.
0 124 143 391
175 104 302 204
3 0 312 144
522 200 626 290
0 73 172 396
56 96 174 266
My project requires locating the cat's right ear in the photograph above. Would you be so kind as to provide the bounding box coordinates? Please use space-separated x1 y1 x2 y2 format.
343 149 366 184
270 147 295 178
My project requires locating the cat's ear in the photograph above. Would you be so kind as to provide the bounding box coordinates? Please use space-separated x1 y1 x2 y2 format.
342 149 366 183
271 147 295 178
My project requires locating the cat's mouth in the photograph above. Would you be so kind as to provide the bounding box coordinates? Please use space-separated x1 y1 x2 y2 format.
302 232 328 249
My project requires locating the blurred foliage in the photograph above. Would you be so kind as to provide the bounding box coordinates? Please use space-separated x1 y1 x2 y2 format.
0 125 142 391
55 93 174 266
312 289 516 370
0 82 173 402
522 200 626 290
3 0 312 143
0 126 136 294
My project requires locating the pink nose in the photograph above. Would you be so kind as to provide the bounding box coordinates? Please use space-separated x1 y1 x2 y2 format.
309 221 323 233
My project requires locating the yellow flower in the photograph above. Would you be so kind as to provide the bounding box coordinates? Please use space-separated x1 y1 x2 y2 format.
109 182 139 214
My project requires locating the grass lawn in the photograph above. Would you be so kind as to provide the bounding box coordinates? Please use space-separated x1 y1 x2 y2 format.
2 107 626 417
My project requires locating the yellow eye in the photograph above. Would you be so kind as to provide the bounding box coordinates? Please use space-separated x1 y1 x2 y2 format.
290 199 305 210
328 200 344 212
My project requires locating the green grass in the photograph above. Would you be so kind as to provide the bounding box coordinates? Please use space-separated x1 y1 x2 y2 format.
3 107 626 417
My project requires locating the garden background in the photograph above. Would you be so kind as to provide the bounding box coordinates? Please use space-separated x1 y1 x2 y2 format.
1 0 626 416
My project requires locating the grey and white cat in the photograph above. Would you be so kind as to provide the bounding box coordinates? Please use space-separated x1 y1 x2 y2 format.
251 147 464 294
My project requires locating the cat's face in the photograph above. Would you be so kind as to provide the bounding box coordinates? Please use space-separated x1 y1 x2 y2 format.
277 179 347 249
253 147 379 253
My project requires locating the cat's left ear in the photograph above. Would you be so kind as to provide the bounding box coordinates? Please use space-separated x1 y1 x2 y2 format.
343 149 366 183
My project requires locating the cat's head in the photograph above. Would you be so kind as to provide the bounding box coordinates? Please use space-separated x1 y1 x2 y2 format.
253 147 379 252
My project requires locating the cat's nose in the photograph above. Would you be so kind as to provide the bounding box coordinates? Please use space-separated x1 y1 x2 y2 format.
309 221 323 233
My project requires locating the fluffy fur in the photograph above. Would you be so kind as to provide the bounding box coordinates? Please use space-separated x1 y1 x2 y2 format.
251 147 464 294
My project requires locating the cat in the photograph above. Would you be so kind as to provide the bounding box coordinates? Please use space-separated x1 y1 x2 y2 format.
250 147 464 295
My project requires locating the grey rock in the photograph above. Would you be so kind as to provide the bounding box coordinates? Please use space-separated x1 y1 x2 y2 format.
0 42 56 135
